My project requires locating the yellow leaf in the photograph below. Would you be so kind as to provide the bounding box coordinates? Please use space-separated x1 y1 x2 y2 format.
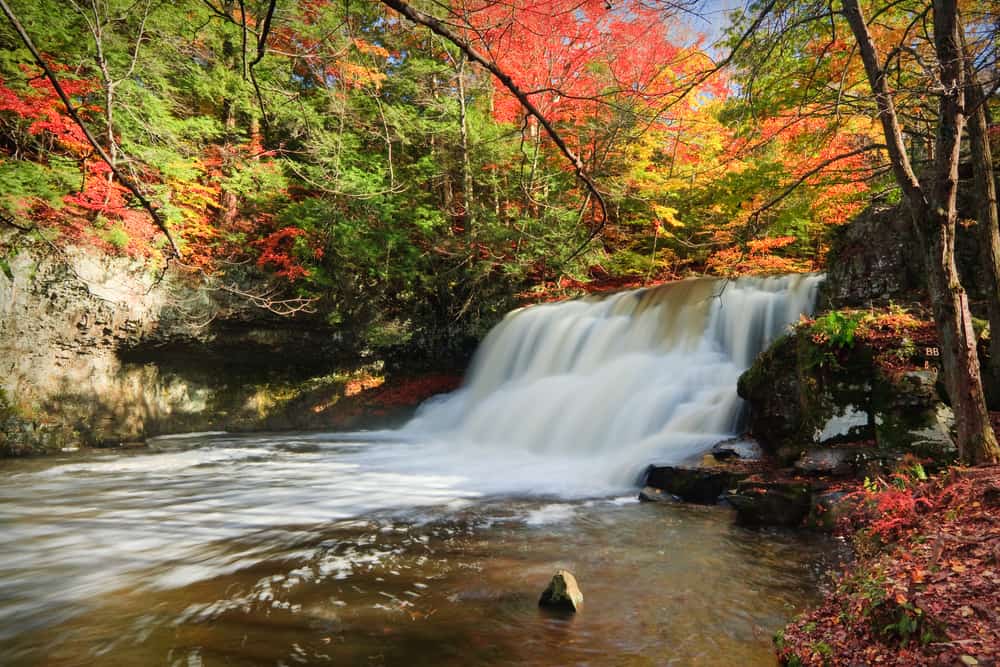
652 205 684 228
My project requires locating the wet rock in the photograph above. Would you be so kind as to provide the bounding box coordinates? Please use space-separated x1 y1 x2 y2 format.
637 486 678 503
1 238 397 457
726 479 813 527
805 489 859 532
737 334 808 462
642 465 747 504
793 447 857 476
539 569 583 612
710 438 761 461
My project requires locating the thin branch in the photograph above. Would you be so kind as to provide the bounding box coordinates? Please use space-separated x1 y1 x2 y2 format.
378 0 608 261
0 0 181 258
747 143 888 230
249 0 277 137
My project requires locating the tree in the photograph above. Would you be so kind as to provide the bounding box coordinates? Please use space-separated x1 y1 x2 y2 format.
726 0 1000 464
961 15 1000 393
842 0 999 465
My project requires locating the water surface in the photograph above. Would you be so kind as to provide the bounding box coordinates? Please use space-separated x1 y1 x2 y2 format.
0 432 837 666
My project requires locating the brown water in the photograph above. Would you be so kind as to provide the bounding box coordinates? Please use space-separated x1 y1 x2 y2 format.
0 433 839 666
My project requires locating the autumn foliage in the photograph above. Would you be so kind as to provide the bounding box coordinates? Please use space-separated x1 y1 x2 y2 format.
0 0 898 333
779 465 1000 666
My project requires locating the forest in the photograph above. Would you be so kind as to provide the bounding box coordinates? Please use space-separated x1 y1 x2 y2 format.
0 0 885 336
0 0 998 665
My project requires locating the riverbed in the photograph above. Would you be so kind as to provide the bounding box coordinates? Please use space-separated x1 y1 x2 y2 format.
0 431 838 665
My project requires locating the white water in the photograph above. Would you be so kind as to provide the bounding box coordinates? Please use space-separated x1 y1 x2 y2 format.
403 273 822 491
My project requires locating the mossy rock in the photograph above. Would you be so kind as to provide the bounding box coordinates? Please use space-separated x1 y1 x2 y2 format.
872 370 957 467
739 331 874 464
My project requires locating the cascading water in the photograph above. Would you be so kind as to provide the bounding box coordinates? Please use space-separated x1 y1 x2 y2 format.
403 273 823 490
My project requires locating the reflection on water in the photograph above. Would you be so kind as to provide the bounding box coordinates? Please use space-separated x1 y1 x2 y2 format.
0 433 838 665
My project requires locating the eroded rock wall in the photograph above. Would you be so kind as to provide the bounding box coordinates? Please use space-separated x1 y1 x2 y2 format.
0 238 353 455
821 202 987 312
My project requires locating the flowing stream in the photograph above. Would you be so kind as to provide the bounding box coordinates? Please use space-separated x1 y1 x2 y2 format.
0 274 834 665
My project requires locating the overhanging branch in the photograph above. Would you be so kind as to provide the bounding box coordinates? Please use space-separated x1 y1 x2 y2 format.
0 0 182 259
746 143 888 233
378 0 608 259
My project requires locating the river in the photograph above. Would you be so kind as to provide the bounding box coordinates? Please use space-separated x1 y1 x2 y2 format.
0 432 838 665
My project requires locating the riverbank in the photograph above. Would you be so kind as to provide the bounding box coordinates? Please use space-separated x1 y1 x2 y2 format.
775 464 1000 666
638 432 1000 665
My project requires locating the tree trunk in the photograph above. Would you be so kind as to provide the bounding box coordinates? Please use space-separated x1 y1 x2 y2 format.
457 55 475 234
219 100 240 227
927 0 1000 463
843 0 1000 464
919 207 1000 464
963 45 1000 393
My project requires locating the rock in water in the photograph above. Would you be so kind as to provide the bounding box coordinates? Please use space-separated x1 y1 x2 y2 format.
539 570 583 612
637 486 677 503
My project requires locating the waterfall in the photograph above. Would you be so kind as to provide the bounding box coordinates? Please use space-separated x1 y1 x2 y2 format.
402 274 822 490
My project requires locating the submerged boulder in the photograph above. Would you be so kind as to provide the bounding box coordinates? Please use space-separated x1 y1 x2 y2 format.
726 479 813 527
539 569 583 612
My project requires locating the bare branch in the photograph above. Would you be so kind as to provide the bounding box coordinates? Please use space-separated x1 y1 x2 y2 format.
378 0 609 260
0 0 182 258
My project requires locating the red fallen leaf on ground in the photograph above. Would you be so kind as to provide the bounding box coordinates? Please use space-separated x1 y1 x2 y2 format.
777 462 1000 666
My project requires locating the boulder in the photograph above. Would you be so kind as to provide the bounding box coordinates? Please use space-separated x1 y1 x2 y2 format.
793 447 858 476
539 570 583 612
642 465 748 504
739 332 957 468
737 332 874 464
637 486 678 503
726 479 813 527
710 438 762 461
872 371 957 466
805 488 860 532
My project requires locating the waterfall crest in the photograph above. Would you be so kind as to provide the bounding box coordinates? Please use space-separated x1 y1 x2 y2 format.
403 274 822 487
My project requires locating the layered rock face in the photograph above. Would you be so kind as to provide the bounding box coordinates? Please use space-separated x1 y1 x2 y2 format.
820 203 987 311
0 238 349 455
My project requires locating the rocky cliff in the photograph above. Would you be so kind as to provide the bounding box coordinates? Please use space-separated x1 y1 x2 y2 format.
820 202 987 312
0 235 455 455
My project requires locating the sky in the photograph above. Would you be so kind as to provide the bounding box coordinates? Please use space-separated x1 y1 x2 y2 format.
686 0 745 47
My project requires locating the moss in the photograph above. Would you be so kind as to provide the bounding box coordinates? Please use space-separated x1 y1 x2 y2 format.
0 389 77 456
738 332 796 398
